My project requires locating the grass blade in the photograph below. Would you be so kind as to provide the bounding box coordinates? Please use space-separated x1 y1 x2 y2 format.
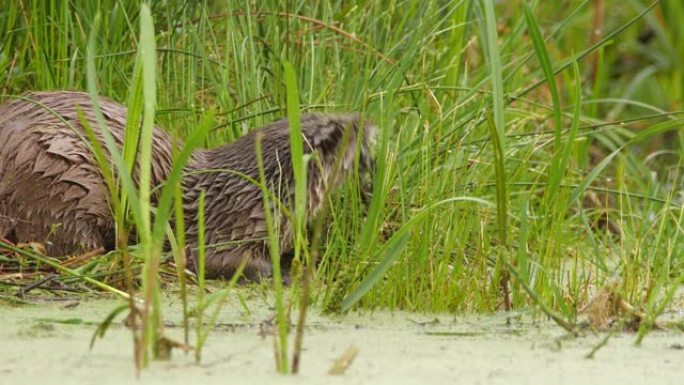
483 0 508 245
522 2 562 145
283 60 309 374
567 119 683 209
0 242 129 299
482 1 511 310
342 197 493 311
195 190 206 364
546 58 582 206
255 132 289 374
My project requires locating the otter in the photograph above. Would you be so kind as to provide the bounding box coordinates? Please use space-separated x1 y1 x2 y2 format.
0 91 374 280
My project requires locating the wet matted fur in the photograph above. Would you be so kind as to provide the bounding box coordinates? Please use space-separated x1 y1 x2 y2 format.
0 91 374 280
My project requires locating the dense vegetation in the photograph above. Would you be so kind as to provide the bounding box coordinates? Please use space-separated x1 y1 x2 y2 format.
1 0 682 363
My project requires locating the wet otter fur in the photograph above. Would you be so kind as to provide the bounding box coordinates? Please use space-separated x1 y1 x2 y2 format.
0 91 374 280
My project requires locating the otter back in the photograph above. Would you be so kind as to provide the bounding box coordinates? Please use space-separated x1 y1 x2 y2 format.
0 91 174 255
0 91 375 281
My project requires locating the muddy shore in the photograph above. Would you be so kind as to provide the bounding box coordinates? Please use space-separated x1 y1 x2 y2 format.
1 294 682 385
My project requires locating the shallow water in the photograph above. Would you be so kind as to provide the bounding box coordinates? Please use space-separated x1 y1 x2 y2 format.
1 292 682 385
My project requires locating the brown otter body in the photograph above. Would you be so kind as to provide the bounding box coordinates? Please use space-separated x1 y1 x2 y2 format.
0 91 374 280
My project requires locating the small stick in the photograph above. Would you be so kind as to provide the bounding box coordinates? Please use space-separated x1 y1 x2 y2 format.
16 273 57 298
618 299 665 331
62 247 105 267
328 345 359 375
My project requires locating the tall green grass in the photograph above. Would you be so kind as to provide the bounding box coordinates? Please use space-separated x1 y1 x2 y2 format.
1 0 683 367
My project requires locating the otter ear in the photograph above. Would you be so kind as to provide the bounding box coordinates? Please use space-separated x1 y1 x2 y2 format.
297 114 343 156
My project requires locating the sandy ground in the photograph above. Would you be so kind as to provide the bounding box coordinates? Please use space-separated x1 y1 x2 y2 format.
1 295 682 385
